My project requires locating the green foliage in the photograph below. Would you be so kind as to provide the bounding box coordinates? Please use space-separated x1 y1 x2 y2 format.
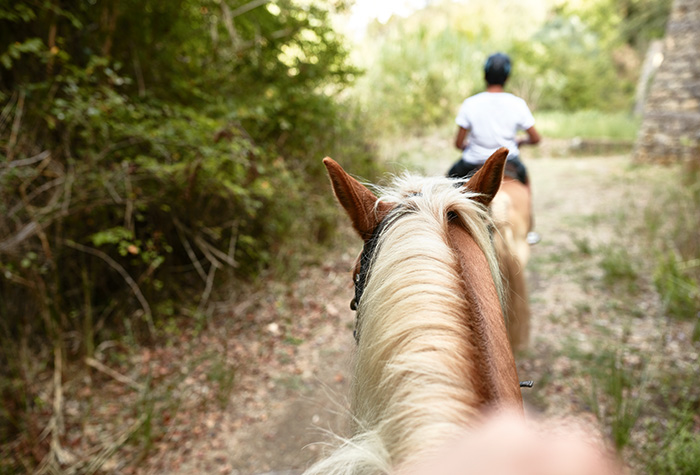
510 14 631 112
562 0 673 50
0 1 377 464
0 37 44 69
1 0 367 329
353 1 517 134
351 0 671 135
536 110 640 140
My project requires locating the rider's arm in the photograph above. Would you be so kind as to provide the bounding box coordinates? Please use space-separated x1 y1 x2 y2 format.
517 126 541 147
455 126 469 150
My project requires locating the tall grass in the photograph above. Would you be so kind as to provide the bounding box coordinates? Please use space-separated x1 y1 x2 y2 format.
643 163 700 335
565 341 644 452
645 415 700 474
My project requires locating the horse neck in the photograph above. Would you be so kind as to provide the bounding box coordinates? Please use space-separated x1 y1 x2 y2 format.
351 204 521 468
447 220 522 405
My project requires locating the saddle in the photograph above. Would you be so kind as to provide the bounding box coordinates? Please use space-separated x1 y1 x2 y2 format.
504 160 528 186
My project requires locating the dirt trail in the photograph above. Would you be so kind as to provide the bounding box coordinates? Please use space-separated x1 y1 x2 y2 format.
132 152 693 474
209 154 630 474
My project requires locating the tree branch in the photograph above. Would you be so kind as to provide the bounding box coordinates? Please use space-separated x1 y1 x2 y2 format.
0 150 50 170
63 240 154 336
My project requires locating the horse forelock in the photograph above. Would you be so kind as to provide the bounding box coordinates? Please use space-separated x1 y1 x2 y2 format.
371 173 504 318
348 174 504 468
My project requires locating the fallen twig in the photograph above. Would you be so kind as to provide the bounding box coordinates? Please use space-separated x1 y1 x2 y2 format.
36 343 77 474
85 357 144 391
63 413 148 475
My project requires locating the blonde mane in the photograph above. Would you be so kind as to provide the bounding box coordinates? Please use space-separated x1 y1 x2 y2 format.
306 174 505 474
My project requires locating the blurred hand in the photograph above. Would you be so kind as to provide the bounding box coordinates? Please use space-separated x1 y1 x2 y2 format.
401 411 622 475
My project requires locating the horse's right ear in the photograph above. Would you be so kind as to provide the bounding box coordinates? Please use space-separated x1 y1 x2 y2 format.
323 157 393 241
463 147 508 207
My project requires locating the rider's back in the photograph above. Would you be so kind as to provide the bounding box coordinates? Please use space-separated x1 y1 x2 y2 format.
457 92 533 164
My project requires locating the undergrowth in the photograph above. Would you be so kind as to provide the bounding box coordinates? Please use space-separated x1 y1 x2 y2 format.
644 161 700 336
0 2 378 471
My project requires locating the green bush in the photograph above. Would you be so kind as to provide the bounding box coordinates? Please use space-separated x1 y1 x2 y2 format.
0 1 378 454
349 0 665 135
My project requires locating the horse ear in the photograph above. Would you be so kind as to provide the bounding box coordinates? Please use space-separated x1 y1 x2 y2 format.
323 157 393 241
463 147 508 207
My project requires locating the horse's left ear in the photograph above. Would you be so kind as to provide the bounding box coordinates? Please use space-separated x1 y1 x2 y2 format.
323 157 394 241
463 147 508 207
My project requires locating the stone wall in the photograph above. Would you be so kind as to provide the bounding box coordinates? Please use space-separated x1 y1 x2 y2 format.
634 0 700 163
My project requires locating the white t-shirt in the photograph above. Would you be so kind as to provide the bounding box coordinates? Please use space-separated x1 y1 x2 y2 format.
455 92 536 164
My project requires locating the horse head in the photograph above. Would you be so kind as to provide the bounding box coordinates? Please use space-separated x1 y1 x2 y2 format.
309 148 522 473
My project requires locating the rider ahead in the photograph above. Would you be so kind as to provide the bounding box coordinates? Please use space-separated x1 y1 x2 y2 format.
448 52 540 183
447 52 541 243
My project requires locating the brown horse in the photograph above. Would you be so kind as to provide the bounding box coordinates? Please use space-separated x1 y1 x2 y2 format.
491 175 532 351
305 148 522 474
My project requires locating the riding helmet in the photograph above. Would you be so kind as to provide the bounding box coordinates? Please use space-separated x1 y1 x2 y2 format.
484 52 511 85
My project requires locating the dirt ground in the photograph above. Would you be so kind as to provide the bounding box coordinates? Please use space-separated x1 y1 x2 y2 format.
22 148 697 474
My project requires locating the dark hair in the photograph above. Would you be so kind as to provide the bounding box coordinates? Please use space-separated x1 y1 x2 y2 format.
484 53 511 86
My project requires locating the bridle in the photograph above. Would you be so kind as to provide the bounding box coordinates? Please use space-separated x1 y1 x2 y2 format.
345 197 535 389
348 198 472 343
350 205 405 342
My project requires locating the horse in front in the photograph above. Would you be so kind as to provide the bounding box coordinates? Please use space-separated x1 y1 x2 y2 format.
305 148 522 474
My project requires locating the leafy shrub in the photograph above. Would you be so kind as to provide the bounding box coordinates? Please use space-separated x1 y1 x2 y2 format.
349 0 665 135
510 15 631 112
0 1 378 456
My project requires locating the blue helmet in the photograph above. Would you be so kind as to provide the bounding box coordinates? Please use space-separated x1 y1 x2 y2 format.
484 53 511 85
